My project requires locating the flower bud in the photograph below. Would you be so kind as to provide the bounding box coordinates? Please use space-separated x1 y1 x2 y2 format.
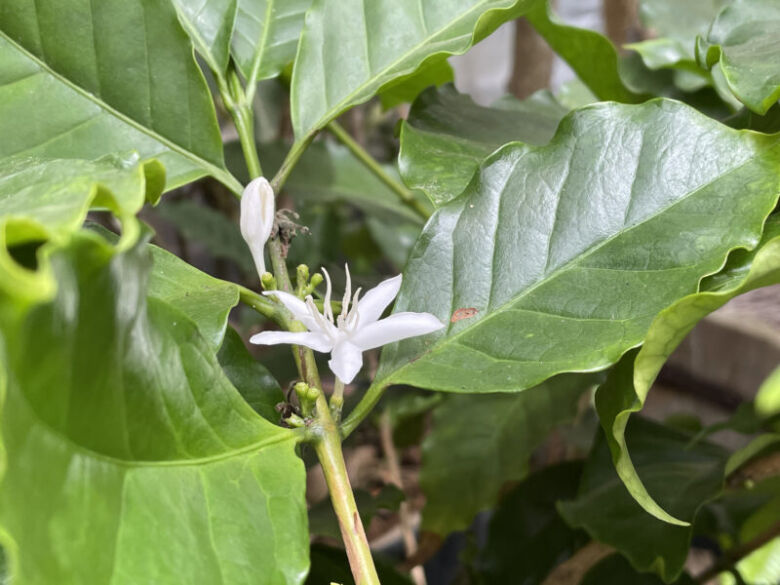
260 272 277 291
240 177 275 278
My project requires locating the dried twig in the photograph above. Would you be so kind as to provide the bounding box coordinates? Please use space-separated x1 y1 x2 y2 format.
379 411 427 585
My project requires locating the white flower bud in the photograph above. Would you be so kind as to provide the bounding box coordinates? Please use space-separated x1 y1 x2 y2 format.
240 177 275 278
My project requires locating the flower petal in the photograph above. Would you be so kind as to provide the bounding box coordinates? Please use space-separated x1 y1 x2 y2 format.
356 274 402 325
329 341 364 384
240 177 275 277
264 291 320 331
350 312 444 351
249 330 333 353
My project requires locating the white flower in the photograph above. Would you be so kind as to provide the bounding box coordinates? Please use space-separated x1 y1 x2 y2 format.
250 266 444 383
240 177 275 277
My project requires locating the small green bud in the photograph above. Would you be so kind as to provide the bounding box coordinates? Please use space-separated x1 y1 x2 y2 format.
296 264 310 290
304 273 323 296
295 382 319 416
261 272 277 290
306 385 321 402
294 382 310 400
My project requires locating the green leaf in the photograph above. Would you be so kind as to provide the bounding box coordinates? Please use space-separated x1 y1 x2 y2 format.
526 0 645 103
476 462 589 584
581 555 695 585
377 100 780 394
218 326 284 422
85 223 240 350
231 0 313 86
0 155 163 305
559 417 729 582
596 214 780 523
378 57 454 110
290 0 538 139
697 0 780 114
145 240 241 350
0 1 238 193
154 199 256 274
229 140 426 224
365 217 422 270
726 433 780 476
399 84 568 207
756 365 780 420
420 375 592 535
627 0 727 71
172 0 238 76
724 538 780 585
0 234 308 585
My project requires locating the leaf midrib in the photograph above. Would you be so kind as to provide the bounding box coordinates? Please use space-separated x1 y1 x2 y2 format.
248 0 276 86
0 30 243 195
23 398 299 469
379 136 780 388
295 0 524 136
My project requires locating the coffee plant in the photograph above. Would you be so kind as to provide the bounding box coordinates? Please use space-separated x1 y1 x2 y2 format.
0 0 778 583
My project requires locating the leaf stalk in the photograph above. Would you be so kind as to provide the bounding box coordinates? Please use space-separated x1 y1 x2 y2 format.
326 121 431 220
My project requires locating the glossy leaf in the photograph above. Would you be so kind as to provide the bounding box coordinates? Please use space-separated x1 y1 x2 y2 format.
378 57 454 110
627 0 727 72
476 462 589 584
596 214 780 523
377 100 780 394
0 155 163 304
86 223 240 351
526 0 645 103
559 417 729 582
697 0 780 114
0 1 238 193
231 0 312 86
724 538 780 585
218 326 284 422
145 241 240 350
420 375 592 534
0 235 308 584
581 555 695 585
172 0 237 75
290 0 537 139
399 84 568 207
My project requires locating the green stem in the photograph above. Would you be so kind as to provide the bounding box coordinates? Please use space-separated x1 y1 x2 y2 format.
312 392 380 585
330 378 345 422
226 69 263 178
237 285 286 324
224 70 379 583
270 134 317 193
341 381 388 438
234 105 262 177
326 121 431 220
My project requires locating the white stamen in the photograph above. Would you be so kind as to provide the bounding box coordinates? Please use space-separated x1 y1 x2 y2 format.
341 263 352 321
321 268 334 323
305 295 336 343
347 288 362 330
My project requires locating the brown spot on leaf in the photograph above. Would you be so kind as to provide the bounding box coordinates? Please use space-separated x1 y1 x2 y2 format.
451 308 478 323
